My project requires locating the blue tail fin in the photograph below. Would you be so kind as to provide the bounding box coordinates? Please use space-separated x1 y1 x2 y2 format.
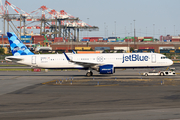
7 32 34 56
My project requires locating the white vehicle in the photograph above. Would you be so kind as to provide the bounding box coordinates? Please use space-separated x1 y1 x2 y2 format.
5 32 173 76
143 69 176 76
143 71 160 76
159 71 176 76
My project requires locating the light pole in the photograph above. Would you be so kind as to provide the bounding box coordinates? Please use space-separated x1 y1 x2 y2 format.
130 23 132 36
125 26 126 37
133 20 136 49
104 22 106 38
153 24 155 38
87 18 89 37
107 25 108 37
114 21 116 37
140 28 141 37
128 32 130 53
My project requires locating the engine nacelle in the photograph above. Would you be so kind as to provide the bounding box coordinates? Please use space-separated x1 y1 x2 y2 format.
99 64 114 74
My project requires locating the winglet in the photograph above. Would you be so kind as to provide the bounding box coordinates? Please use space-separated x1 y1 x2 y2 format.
63 52 70 61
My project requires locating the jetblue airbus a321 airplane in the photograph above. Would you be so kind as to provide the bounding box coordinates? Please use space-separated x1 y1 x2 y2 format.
5 32 173 76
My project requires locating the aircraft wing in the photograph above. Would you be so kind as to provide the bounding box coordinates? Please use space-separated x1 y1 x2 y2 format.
63 52 102 68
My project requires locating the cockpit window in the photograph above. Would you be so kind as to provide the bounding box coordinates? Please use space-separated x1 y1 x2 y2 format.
161 57 167 59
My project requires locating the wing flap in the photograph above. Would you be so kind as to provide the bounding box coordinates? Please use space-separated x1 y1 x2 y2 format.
63 52 102 69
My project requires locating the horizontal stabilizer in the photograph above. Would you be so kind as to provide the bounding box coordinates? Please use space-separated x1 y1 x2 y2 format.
5 57 23 61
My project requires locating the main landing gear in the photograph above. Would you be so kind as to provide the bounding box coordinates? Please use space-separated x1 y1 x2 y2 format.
86 70 93 77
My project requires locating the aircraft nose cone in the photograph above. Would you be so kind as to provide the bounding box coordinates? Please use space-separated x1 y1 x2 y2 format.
169 59 173 65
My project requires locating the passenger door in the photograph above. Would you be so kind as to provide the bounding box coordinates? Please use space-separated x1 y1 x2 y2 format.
151 54 156 63
32 56 36 64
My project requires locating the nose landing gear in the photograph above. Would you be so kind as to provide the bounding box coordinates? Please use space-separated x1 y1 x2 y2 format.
86 70 93 77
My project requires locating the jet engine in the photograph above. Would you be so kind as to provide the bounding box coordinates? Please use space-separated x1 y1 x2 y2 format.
99 64 114 74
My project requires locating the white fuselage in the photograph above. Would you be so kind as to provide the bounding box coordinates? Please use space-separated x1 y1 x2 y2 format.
5 53 173 69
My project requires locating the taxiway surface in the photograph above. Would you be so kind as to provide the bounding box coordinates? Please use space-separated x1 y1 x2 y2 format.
0 68 180 120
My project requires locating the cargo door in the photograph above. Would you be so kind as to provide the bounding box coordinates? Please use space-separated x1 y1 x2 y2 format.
151 54 156 63
32 56 36 64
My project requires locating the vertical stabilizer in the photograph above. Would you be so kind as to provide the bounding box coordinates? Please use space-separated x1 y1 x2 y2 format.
7 32 34 56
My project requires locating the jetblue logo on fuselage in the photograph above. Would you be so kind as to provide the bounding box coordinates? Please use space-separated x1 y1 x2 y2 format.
122 54 148 63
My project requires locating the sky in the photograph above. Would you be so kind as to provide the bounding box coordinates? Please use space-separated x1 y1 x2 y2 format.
0 0 180 39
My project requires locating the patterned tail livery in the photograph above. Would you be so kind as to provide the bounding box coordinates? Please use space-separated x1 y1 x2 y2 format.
7 32 34 56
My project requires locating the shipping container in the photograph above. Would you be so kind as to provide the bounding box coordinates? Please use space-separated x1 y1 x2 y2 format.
0 35 8 38
77 51 100 54
75 47 83 50
162 36 172 40
54 39 63 43
21 38 31 40
89 38 98 42
75 47 91 50
143 49 154 52
81 39 89 42
124 39 134 42
108 37 117 39
103 38 108 40
56 47 71 50
21 40 30 43
32 36 45 44
138 37 144 39
114 47 129 51
0 38 8 40
171 39 180 42
55 37 63 40
83 37 91 39
175 49 180 53
116 40 124 42
135 49 154 53
170 49 175 53
143 39 153 42
172 36 180 39
95 47 110 50
83 47 91 50
139 47 154 49
108 39 116 42
116 38 120 40
163 40 171 42
159 47 175 50
21 36 31 38
90 37 103 39
98 40 103 42
125 37 133 39
160 50 170 53
144 37 153 39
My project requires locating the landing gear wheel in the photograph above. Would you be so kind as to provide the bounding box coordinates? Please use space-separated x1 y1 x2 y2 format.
86 72 91 77
86 71 93 77
160 72 164 76
90 71 93 76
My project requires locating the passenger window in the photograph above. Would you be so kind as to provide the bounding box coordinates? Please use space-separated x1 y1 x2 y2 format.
161 57 167 59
